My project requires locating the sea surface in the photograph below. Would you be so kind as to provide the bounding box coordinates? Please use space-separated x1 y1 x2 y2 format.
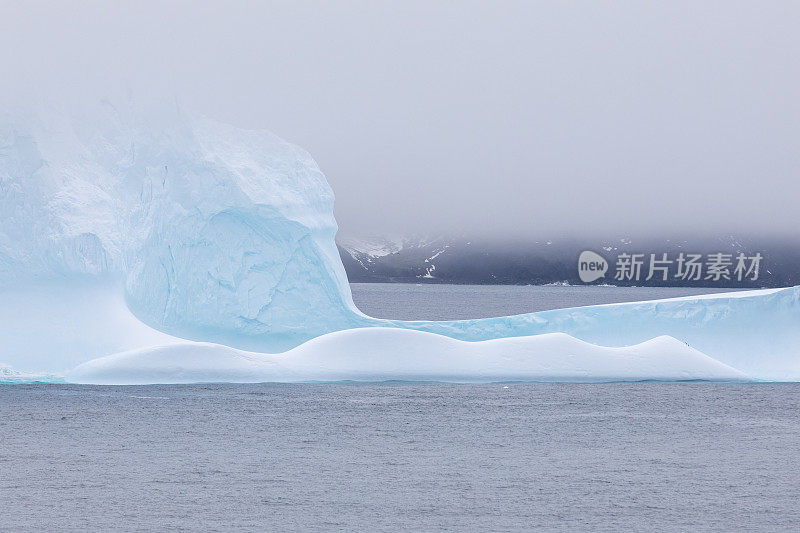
2 284 795 532
349 283 746 320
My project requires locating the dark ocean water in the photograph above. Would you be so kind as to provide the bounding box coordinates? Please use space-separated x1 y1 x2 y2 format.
2 383 800 532
349 283 745 320
1 284 793 532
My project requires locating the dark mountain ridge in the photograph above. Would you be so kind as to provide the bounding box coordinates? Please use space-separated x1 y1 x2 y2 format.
338 234 800 288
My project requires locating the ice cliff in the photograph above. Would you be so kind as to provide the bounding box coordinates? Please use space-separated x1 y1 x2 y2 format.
1 102 798 381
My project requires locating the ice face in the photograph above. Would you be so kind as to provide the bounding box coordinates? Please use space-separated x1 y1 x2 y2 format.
0 102 363 354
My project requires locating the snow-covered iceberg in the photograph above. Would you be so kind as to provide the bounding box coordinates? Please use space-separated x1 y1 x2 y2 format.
66 329 749 385
380 287 800 381
1 101 798 382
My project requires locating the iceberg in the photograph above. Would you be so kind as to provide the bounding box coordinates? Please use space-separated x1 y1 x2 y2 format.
1 101 798 382
1 100 364 373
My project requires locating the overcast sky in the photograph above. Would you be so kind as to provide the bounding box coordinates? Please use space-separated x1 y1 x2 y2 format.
1 1 798 240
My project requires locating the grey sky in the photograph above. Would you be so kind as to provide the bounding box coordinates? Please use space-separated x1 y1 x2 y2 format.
1 1 798 240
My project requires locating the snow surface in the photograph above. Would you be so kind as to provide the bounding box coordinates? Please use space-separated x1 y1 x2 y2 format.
66 328 749 385
0 363 62 384
1 101 798 383
0 278 179 373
